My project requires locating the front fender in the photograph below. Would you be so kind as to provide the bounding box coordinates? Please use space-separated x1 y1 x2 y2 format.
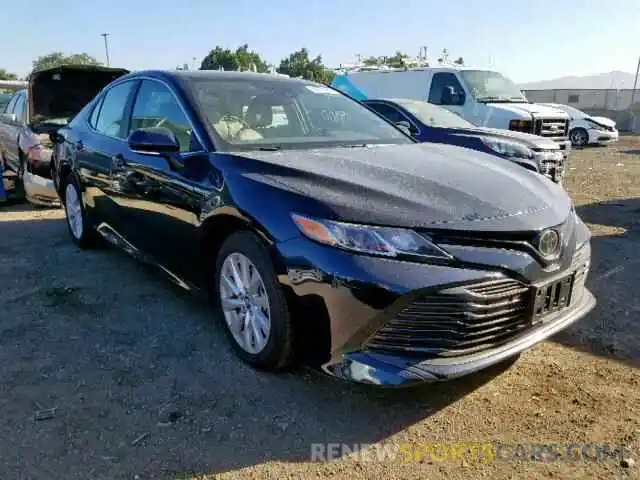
201 168 334 245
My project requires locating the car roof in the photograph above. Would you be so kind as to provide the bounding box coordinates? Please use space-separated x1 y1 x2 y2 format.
128 69 315 86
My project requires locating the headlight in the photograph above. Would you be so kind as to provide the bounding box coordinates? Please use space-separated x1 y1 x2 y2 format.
291 214 452 259
586 119 607 130
481 138 534 159
509 119 532 132
537 149 563 161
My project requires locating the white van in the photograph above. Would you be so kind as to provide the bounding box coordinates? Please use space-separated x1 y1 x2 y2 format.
331 66 572 158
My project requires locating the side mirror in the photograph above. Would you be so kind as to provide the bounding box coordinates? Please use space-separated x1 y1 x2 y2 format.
128 127 180 155
0 112 17 123
395 120 413 136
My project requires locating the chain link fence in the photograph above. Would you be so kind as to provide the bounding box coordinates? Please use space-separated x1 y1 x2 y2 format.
523 89 640 132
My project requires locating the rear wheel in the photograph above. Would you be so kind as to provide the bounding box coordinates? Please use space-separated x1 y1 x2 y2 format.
213 230 294 370
569 128 588 147
62 175 101 249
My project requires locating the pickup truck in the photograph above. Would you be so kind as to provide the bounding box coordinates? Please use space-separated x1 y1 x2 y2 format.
0 65 128 206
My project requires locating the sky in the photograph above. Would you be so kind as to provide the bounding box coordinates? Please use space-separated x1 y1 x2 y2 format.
2 0 639 83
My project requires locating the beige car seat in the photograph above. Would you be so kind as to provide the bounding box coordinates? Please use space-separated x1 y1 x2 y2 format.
213 117 263 141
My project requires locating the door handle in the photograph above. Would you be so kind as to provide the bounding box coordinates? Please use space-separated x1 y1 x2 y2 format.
111 154 126 169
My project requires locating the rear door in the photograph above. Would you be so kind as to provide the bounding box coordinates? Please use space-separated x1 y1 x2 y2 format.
73 79 139 237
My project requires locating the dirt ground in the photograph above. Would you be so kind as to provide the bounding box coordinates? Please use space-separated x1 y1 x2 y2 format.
1 138 639 480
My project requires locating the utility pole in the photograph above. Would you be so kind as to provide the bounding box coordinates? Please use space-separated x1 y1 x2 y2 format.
101 33 111 66
631 55 640 104
630 56 640 132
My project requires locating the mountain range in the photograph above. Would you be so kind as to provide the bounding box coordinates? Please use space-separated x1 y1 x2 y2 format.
518 71 638 90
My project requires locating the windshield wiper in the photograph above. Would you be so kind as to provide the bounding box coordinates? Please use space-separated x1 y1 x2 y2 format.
476 96 513 103
335 143 371 148
253 146 282 151
477 96 527 103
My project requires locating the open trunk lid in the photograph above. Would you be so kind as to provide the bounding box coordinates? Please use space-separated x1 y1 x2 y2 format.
29 65 129 128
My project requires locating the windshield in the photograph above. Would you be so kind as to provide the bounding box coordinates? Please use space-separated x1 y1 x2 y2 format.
394 99 475 128
460 70 527 103
187 77 412 150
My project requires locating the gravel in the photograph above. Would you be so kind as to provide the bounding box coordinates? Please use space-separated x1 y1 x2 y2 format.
0 137 639 479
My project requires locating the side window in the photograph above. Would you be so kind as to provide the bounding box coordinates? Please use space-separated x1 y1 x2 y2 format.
428 73 466 106
89 96 104 129
367 103 407 124
94 81 136 138
12 94 26 122
130 80 199 152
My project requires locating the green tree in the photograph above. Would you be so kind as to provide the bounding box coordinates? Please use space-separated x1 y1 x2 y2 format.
0 69 18 80
362 56 380 66
200 44 268 72
277 48 335 84
32 52 102 73
385 51 409 68
234 44 268 72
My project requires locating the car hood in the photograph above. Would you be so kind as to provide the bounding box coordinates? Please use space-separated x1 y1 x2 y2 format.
235 143 571 232
445 125 559 149
588 116 616 128
488 102 569 120
29 65 129 125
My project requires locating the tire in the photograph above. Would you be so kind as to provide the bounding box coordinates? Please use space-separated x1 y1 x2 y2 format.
62 174 101 249
213 230 294 371
569 128 588 147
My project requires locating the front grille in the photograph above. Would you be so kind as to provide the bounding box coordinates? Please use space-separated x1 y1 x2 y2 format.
366 264 586 358
534 118 569 142
365 279 533 358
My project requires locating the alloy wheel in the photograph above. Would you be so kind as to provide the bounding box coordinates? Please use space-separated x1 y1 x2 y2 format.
65 183 83 240
219 252 271 354
570 129 587 147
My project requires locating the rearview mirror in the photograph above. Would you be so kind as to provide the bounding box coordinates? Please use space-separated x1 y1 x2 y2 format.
0 112 17 123
395 120 413 136
128 127 180 155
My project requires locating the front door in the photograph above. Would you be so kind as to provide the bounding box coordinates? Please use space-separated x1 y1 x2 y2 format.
427 72 471 121
112 78 209 283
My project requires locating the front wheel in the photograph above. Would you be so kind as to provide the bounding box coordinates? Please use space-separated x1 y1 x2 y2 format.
569 128 588 147
213 230 294 371
62 175 101 249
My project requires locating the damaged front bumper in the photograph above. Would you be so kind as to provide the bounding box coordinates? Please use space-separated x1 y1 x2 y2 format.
323 288 595 387
277 213 594 387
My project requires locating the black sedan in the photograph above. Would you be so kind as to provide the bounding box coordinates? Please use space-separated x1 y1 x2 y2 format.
52 70 595 387
363 98 567 183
